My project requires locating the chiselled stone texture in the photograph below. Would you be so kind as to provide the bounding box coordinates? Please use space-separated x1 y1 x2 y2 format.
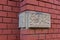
19 11 51 29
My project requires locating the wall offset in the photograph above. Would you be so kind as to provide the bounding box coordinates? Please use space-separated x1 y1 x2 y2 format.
20 0 60 40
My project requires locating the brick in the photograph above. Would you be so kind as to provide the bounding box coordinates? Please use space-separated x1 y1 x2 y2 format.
58 2 60 5
51 14 57 18
51 4 57 9
57 24 60 28
53 10 59 14
0 11 7 17
12 29 19 34
20 0 38 6
0 5 2 10
2 30 12 34
48 9 53 13
51 34 60 38
7 24 18 28
12 7 20 12
26 0 38 5
0 35 7 40
22 35 38 40
16 2 20 7
53 0 59 4
8 35 16 40
48 29 54 33
57 20 60 23
42 7 49 12
7 12 17 17
8 1 16 6
20 1 26 7
53 29 59 33
35 29 48 34
46 34 52 39
39 1 45 7
0 17 3 22
43 0 48 2
51 24 57 28
48 0 54 3
57 6 60 10
51 19 54 23
3 18 12 23
26 5 35 10
20 29 34 34
21 5 35 11
39 34 45 40
20 6 26 12
34 6 42 12
53 19 58 23
57 15 60 19
0 23 7 28
0 30 3 34
54 39 60 40
45 3 52 8
15 0 19 1
57 11 60 14
3 6 12 11
0 0 7 5
12 18 18 23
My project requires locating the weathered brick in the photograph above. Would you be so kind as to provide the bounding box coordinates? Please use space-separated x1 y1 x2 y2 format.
57 6 60 10
0 0 7 5
12 7 20 12
49 9 55 13
0 35 7 40
7 12 17 17
20 29 34 34
51 24 57 28
20 6 26 12
43 0 48 2
8 1 16 6
56 24 60 28
39 34 45 40
20 5 35 12
7 24 18 28
48 0 54 3
57 15 60 19
42 7 49 12
0 11 7 17
53 0 59 4
0 17 3 22
46 34 52 39
3 18 12 23
12 18 18 23
0 30 3 34
51 14 57 18
45 3 52 8
35 29 48 34
26 0 38 5
12 29 19 34
26 5 35 10
22 35 38 40
8 35 16 40
0 5 3 10
51 4 57 9
2 30 12 34
39 1 45 7
0 23 7 28
34 6 42 12
3 6 12 11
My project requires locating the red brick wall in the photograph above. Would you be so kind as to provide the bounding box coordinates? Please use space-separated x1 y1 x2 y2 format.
20 0 60 40
0 0 20 40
